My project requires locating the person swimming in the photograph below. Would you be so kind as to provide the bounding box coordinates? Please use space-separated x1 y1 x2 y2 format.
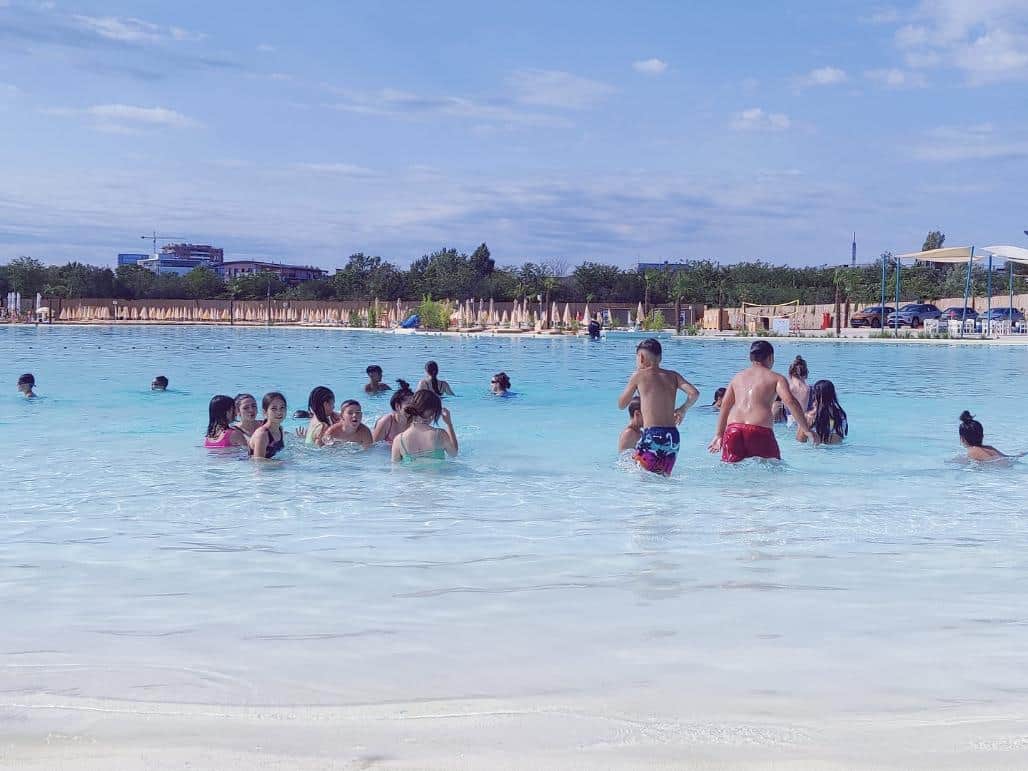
322 399 373 448
417 360 455 396
797 380 847 445
618 397 644 453
233 393 259 439
17 373 36 398
205 394 248 448
958 411 1010 461
249 391 287 460
151 375 169 391
712 387 726 411
391 390 458 463
709 340 818 462
372 379 414 444
302 386 335 446
365 365 391 395
490 372 512 396
617 338 699 477
785 356 811 422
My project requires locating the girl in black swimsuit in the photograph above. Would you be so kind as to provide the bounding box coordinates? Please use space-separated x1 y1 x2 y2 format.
249 391 287 460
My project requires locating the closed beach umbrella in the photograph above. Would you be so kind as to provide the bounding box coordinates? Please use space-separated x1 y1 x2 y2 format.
562 303 571 326
637 301 645 322
582 302 590 322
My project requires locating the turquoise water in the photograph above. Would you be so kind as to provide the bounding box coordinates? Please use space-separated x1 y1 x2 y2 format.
2 325 1027 724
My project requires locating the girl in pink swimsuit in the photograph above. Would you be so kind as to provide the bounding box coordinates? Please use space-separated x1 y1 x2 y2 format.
205 395 248 449
372 379 415 444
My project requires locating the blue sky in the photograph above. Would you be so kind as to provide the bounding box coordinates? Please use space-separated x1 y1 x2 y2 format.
1 0 1027 270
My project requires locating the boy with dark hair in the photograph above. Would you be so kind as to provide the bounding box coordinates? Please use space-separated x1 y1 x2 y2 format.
17 373 36 398
151 375 169 391
617 338 700 476
618 398 644 453
364 365 391 394
709 341 818 462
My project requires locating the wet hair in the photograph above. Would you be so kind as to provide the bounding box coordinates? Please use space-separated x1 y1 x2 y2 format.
788 356 808 379
366 364 383 377
425 360 442 395
339 399 361 414
712 387 726 405
405 389 443 423
262 391 287 412
809 380 847 443
206 394 236 438
636 338 662 359
152 375 169 388
627 397 641 418
17 373 34 387
390 379 414 411
307 386 335 426
750 340 774 363
293 410 312 419
492 372 511 391
235 393 256 411
959 411 984 447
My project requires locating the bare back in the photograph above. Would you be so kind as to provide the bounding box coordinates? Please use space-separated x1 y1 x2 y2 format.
634 367 683 427
725 365 787 429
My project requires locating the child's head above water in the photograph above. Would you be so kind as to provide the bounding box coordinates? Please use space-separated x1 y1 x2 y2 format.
627 397 643 426
959 411 985 447
750 340 774 366
151 375 169 391
391 379 414 411
405 389 443 424
712 387 726 406
636 338 662 364
17 373 35 394
262 391 287 422
491 372 511 392
366 365 383 381
307 386 335 426
788 356 808 380
207 394 236 438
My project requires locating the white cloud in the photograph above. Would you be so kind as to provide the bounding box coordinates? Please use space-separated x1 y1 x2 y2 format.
730 107 791 132
632 58 668 75
798 66 848 87
914 124 1028 161
46 104 201 132
864 68 927 88
257 43 277 53
293 162 377 178
71 15 205 44
507 69 615 109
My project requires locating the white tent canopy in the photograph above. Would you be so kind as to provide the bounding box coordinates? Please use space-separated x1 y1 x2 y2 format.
983 245 1028 265
895 246 979 263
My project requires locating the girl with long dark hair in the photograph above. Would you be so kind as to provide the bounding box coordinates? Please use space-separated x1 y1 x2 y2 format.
417 360 455 397
797 379 847 445
391 390 458 463
372 379 415 444
249 392 287 460
303 386 336 446
205 395 248 448
958 411 1009 461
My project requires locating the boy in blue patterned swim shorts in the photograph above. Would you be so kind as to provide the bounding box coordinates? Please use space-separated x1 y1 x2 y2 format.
617 338 700 477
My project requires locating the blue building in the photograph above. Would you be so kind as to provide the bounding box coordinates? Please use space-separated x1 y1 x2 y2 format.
118 253 149 266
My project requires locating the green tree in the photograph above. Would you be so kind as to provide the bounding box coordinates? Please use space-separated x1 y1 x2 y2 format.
6 256 46 296
227 271 286 300
922 230 946 252
183 267 225 299
115 264 156 299
407 248 474 299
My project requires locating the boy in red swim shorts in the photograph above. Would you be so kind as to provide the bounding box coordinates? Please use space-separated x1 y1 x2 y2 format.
708 341 819 462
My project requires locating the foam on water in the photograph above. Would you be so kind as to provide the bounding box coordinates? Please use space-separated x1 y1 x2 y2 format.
2 325 1027 723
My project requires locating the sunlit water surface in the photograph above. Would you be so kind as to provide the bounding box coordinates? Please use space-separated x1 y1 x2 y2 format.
2 326 1027 726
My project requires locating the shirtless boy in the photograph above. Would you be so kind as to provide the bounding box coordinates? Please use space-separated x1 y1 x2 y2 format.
617 338 700 476
618 398 644 453
709 341 818 462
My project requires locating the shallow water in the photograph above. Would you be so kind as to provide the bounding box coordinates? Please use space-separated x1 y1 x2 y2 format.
2 326 1027 729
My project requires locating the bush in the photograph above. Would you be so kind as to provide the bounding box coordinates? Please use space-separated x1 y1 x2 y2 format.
417 295 453 330
641 309 666 331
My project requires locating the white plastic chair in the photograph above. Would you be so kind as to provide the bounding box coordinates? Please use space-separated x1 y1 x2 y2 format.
923 318 939 334
947 319 962 336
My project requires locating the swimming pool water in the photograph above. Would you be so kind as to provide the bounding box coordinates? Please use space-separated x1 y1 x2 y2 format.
2 326 1027 748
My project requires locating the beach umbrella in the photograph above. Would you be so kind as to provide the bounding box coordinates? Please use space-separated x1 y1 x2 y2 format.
627 311 634 327
550 301 559 327
562 303 571 326
500 309 508 325
637 301 645 322
582 302 590 322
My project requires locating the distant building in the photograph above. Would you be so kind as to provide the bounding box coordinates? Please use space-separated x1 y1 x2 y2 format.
218 260 327 286
129 243 224 276
117 253 149 266
136 256 214 276
160 243 224 265
637 261 690 274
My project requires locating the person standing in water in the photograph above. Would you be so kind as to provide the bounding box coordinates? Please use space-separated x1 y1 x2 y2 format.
151 375 169 391
372 380 414 444
490 372 512 396
234 393 260 439
302 386 336 446
785 355 811 422
249 392 287 460
205 395 248 448
391 390 458 463
417 360 455 396
617 338 700 477
17 373 36 398
797 380 847 445
364 365 391 395
618 397 644 453
958 411 1013 461
322 399 373 448
709 341 818 462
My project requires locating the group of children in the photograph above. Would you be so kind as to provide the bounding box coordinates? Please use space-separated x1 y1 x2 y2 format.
616 338 1013 477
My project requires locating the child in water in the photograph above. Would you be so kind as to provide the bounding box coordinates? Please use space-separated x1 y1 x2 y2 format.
958 411 1011 461
249 392 287 460
234 393 259 439
490 372 512 396
372 380 414 444
797 379 847 445
151 375 169 391
303 386 336 446
17 373 36 398
617 338 700 476
417 360 455 396
618 398 644 453
322 399 373 448
205 395 248 448
391 390 458 463
711 387 726 410
365 365 391 395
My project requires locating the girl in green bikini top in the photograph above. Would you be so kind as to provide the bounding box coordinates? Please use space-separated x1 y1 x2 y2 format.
390 390 459 463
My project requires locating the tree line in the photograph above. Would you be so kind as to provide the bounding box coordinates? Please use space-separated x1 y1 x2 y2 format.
2 238 1025 307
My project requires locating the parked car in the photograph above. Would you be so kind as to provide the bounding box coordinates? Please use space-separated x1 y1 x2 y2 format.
884 303 942 328
850 305 894 328
975 307 1025 331
939 306 979 322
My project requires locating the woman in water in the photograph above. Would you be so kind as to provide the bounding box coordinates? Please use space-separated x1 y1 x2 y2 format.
205 394 248 448
234 393 260 439
786 355 812 422
797 379 847 445
417 360 455 396
17 373 36 398
391 390 458 463
711 387 726 411
372 379 414 444
249 392 287 460
958 411 1010 461
322 399 373 448
303 386 336 446
490 371 511 396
